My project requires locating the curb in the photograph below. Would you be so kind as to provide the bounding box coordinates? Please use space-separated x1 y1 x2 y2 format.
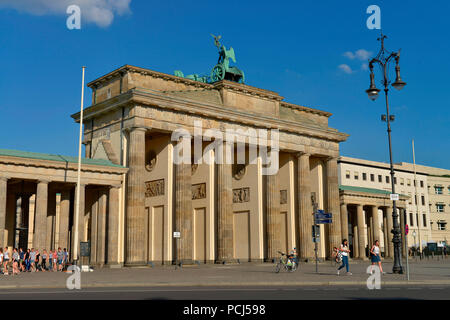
1 280 450 290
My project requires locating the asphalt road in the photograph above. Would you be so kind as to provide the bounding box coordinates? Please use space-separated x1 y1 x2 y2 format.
0 285 449 300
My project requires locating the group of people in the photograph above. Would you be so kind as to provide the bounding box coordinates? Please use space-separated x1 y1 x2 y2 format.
0 247 69 276
333 239 386 276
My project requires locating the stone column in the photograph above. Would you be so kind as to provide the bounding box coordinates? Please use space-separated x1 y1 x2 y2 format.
356 204 366 259
326 157 341 257
340 203 349 243
71 184 85 260
383 214 389 257
386 206 394 258
15 196 22 249
297 153 314 260
34 180 49 252
107 186 120 266
97 189 108 266
125 127 146 265
58 190 70 250
353 224 359 258
175 161 193 264
216 151 233 263
0 177 7 248
371 206 380 245
266 172 281 261
47 191 56 250
90 194 98 265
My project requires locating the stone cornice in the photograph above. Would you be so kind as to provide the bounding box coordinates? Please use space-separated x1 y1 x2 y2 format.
0 155 128 175
281 101 332 118
73 89 349 143
213 80 283 101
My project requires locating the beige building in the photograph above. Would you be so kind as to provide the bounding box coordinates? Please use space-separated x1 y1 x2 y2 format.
338 156 450 258
0 150 127 267
397 162 450 247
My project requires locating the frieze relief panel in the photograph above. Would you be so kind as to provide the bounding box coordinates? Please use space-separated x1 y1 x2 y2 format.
192 183 206 200
233 187 250 203
145 179 165 197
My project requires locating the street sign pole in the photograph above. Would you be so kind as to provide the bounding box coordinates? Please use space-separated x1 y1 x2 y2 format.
313 200 319 274
405 211 410 281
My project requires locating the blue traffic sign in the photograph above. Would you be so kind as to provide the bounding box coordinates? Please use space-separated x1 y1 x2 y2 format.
315 219 333 224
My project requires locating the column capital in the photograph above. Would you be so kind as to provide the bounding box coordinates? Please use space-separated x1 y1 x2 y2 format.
295 151 310 158
109 184 122 190
128 127 147 133
37 179 51 185
325 156 339 162
0 176 8 182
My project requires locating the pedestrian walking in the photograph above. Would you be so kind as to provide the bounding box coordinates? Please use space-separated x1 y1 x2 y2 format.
35 250 41 272
30 248 36 272
42 250 48 271
0 248 3 275
12 248 20 275
369 240 385 274
337 239 351 276
52 250 57 271
24 249 30 272
19 248 25 272
57 248 64 271
63 248 68 271
3 247 10 275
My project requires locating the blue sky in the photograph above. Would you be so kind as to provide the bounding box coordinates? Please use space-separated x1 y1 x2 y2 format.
0 0 449 169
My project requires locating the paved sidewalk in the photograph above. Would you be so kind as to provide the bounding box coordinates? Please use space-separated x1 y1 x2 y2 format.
1 258 449 289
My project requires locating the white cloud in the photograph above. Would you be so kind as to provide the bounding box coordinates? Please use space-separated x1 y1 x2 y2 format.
343 49 372 61
338 64 353 74
361 63 368 71
0 0 131 27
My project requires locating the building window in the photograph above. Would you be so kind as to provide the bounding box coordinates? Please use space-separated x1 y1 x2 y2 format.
362 173 367 181
415 195 417 205
435 186 443 195
423 214 427 227
378 175 382 183
386 176 390 184
394 177 397 184
107 87 112 99
345 170 350 179
421 195 425 206
448 186 450 195
400 178 404 185
407 179 411 186
408 192 412 204
436 204 445 213
354 172 359 180
420 181 424 188
416 214 420 228
409 212 414 226
438 221 447 231
370 174 375 182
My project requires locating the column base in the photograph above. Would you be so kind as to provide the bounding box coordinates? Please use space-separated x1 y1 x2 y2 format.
106 263 123 269
124 261 148 267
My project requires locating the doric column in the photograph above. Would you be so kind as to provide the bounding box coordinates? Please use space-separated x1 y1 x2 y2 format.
125 127 146 265
90 194 98 265
175 162 193 264
58 190 70 250
266 172 281 261
386 206 394 258
47 191 56 250
97 189 108 266
71 183 85 261
15 196 22 249
297 152 314 260
326 157 341 257
340 203 349 243
353 224 359 258
0 177 7 248
371 206 380 245
34 180 49 252
216 147 233 263
107 186 120 266
356 204 366 259
383 214 389 257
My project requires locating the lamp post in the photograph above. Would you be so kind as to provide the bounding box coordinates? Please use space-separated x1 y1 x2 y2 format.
366 33 406 274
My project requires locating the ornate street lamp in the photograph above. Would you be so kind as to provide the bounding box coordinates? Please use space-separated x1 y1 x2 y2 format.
366 33 407 274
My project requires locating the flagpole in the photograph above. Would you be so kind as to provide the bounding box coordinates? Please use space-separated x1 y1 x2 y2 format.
412 139 422 252
74 66 86 266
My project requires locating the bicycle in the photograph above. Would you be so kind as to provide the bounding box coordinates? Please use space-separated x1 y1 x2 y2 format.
275 251 298 273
